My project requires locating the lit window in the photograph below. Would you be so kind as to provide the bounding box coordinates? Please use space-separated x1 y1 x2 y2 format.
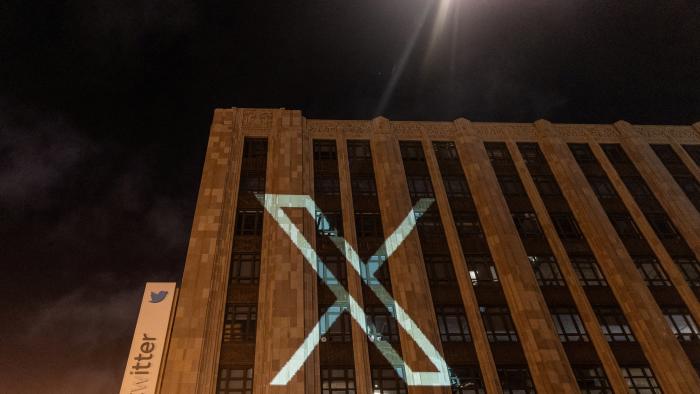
632 256 671 287
371 367 407 394
222 304 257 343
570 256 607 287
319 305 352 343
595 307 635 342
621 366 660 393
321 368 355 394
230 253 260 284
663 307 700 342
529 255 565 286
217 367 253 394
675 256 700 287
550 307 588 342
466 255 499 285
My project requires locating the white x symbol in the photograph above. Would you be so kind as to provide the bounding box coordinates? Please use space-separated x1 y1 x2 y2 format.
255 194 450 387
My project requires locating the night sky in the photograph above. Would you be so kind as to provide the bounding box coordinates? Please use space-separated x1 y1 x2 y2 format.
2 1 699 392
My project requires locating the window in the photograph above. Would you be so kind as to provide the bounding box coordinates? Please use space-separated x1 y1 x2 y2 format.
314 140 337 161
675 257 700 287
466 255 499 285
595 307 635 342
315 176 340 195
481 306 518 342
499 176 526 196
574 366 611 393
316 211 343 236
218 367 253 394
361 255 391 286
601 144 630 164
663 307 700 342
529 255 565 286
435 306 471 342
550 307 588 342
424 254 456 286
319 305 352 343
621 367 660 393
351 176 377 196
588 177 617 199
318 254 346 286
434 141 460 161
371 368 407 394
569 143 596 163
675 175 700 195
347 141 372 160
239 175 265 193
570 255 608 286
443 176 470 197
518 143 545 164
448 366 484 394
632 256 671 287
454 213 483 237
551 213 582 239
533 175 561 196
512 212 542 238
416 211 443 237
406 176 434 197
242 138 267 158
223 304 257 342
366 305 399 342
647 214 678 238
497 367 535 394
321 368 355 394
235 210 264 235
608 214 641 238
651 144 681 165
230 253 260 284
400 141 425 161
622 177 652 198
484 143 510 162
684 145 700 165
355 212 383 237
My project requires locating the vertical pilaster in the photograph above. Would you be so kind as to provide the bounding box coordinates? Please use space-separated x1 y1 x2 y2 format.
161 108 242 393
336 133 372 394
253 109 312 394
453 119 578 394
506 141 628 393
421 135 502 394
536 119 700 393
615 121 700 261
370 117 449 394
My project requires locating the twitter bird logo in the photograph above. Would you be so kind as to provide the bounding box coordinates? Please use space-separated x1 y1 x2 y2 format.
150 291 168 303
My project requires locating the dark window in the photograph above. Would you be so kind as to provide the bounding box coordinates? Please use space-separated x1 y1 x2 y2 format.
361 255 391 286
316 212 343 236
235 210 264 235
321 368 356 394
230 253 260 284
223 304 257 342
424 254 456 286
589 177 617 199
647 214 678 239
239 175 266 193
406 176 434 197
571 256 607 286
371 368 407 394
684 145 700 165
632 256 671 287
217 367 253 394
435 306 471 342
416 211 443 237
351 176 377 196
551 213 582 239
533 175 562 196
242 139 267 158
663 307 700 342
529 255 565 286
497 367 535 394
400 141 425 161
355 212 383 237
569 143 596 163
443 176 470 197
319 304 352 343
466 255 499 285
315 176 340 195
318 254 346 286
574 366 611 393
347 141 372 160
621 367 660 393
449 366 484 394
454 213 483 237
609 214 641 238
675 175 700 195
551 307 588 342
651 144 681 165
434 141 460 161
519 143 545 164
481 306 518 342
314 140 337 161
499 176 526 196
485 143 510 162
601 144 630 164
675 257 700 287
622 177 652 198
367 305 399 342
595 307 635 342
512 212 543 237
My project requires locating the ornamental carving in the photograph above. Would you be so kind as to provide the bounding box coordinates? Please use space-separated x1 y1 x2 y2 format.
241 110 273 129
472 123 535 140
306 120 371 137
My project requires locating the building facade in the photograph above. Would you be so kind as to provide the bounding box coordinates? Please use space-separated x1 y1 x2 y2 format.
160 108 700 394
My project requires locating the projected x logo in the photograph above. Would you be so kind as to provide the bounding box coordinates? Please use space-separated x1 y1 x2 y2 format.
255 194 450 387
